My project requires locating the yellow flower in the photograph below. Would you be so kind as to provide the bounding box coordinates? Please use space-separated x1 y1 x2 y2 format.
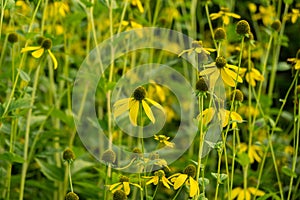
231 187 265 200
143 170 172 189
178 40 216 57
210 7 241 25
109 175 142 195
154 135 175 148
287 49 300 70
239 61 264 87
21 38 58 70
169 165 199 198
121 19 143 30
199 56 243 88
238 143 263 163
201 106 243 128
130 0 144 13
113 86 164 126
253 5 275 25
45 1 70 18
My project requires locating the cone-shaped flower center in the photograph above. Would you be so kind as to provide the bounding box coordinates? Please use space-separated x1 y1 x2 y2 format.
119 175 130 182
155 170 165 178
216 56 227 68
41 39 52 50
183 164 196 178
133 86 146 101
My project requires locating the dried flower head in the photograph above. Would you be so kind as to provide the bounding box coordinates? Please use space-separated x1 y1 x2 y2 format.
196 77 209 92
183 164 197 178
231 89 244 102
113 190 127 200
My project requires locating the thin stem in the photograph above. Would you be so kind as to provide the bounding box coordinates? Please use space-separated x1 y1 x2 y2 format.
172 185 183 200
214 150 222 200
205 3 217 49
68 162 73 193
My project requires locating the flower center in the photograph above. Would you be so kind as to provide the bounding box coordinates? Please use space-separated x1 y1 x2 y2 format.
216 56 227 68
41 39 52 50
119 175 130 182
133 86 146 101
155 170 165 178
183 164 196 178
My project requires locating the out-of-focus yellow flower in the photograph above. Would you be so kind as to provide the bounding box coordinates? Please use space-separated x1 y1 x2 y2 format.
201 106 243 128
210 7 241 25
231 187 265 200
239 62 264 87
113 86 164 126
143 170 172 189
199 56 243 88
169 165 199 198
154 135 175 148
238 105 259 119
130 0 144 13
287 49 300 70
45 1 70 18
109 176 142 195
159 7 180 24
21 38 58 69
238 143 263 163
284 145 294 155
178 40 216 57
253 5 276 25
15 0 31 15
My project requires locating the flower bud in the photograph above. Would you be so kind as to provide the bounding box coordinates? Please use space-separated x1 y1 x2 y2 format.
65 192 79 200
271 20 281 32
63 148 75 162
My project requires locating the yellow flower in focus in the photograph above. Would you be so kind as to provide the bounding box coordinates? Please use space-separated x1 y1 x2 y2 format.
238 143 263 163
287 49 300 70
130 0 144 13
231 187 265 200
109 176 142 195
143 170 172 189
210 7 241 25
239 61 264 87
21 38 58 70
199 56 243 88
154 135 175 148
201 106 243 128
113 86 164 126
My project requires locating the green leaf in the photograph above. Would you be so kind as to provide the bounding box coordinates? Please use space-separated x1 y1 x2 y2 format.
8 97 32 112
50 108 74 128
282 166 297 178
35 159 64 182
283 0 293 5
17 68 31 82
211 172 228 184
0 152 24 163
199 177 210 187
257 192 281 200
237 152 250 166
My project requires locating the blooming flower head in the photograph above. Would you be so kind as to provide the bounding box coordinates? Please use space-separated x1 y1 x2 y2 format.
179 40 216 57
210 7 241 25
287 8 300 24
143 170 172 189
238 143 263 163
169 164 199 198
109 175 142 195
154 134 175 148
21 38 58 69
231 186 265 200
130 0 144 13
239 61 264 87
113 86 164 126
287 49 300 70
252 5 276 25
199 56 243 88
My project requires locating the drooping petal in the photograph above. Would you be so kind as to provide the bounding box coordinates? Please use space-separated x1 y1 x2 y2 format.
226 12 241 19
21 46 41 53
32 48 44 58
246 73 256 86
202 107 215 126
221 68 236 87
129 100 139 126
199 67 217 76
225 67 243 83
113 99 130 118
248 187 265 196
109 182 121 191
145 98 164 113
223 15 230 25
162 176 171 189
48 50 58 69
231 111 243 122
142 100 155 123
173 174 188 190
189 177 199 197
123 182 130 195
231 187 242 199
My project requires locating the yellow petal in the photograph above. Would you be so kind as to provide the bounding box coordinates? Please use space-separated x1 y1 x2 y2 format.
136 0 144 13
142 100 155 123
162 176 171 189
237 190 244 200
32 48 44 58
225 67 243 82
231 111 243 122
221 68 236 87
199 67 216 76
231 187 242 199
129 100 139 126
248 187 265 196
123 182 130 195
114 99 130 118
189 177 199 197
202 107 215 126
21 46 41 53
114 98 131 107
48 50 58 70
174 174 188 190
109 182 121 191
210 13 221 20
226 12 241 19
223 15 230 25
145 98 164 113
246 73 256 87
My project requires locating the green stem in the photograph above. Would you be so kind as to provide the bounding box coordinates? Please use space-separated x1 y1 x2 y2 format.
68 162 73 192
214 150 222 200
172 185 183 200
205 3 217 49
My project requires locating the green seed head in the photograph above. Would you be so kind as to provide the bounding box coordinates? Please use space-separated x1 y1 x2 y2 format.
63 148 75 162
154 170 165 178
215 56 227 68
101 149 116 164
41 38 52 49
183 164 196 178
236 20 250 35
196 77 208 92
231 89 244 102
133 86 146 101
8 33 18 43
214 28 226 41
271 20 281 32
65 192 79 200
119 175 130 182
113 190 127 200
